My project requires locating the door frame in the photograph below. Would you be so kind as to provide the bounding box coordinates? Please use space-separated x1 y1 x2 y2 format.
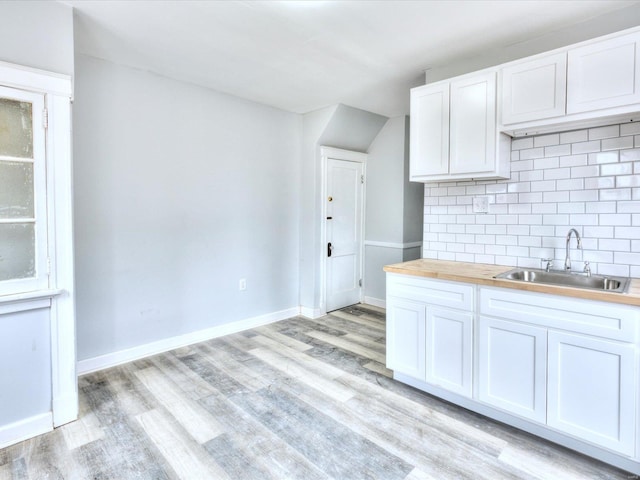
319 146 367 315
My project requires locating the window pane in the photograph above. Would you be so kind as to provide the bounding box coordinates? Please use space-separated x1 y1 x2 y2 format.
0 98 33 158
0 161 34 218
0 223 35 281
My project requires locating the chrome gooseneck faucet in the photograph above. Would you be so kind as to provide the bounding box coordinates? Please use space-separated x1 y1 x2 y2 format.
565 228 582 272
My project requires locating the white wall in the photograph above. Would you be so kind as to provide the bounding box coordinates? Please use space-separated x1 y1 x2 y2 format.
425 4 640 85
0 1 74 76
74 55 301 361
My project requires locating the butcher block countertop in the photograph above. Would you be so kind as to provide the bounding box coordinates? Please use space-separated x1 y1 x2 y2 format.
384 259 640 307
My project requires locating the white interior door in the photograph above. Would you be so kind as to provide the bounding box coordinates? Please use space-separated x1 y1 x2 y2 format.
325 157 363 312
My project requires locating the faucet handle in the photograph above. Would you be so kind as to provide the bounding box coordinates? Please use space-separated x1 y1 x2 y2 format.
583 261 591 277
541 258 553 272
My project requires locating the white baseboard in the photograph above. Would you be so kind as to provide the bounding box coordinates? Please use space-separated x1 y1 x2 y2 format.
0 412 52 449
363 296 386 309
299 306 325 319
77 307 299 375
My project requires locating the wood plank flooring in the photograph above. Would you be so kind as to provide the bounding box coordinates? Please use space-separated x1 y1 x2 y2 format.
0 304 633 479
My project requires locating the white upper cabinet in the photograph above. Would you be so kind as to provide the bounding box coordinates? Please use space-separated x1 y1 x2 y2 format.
567 31 640 114
450 71 497 176
501 52 567 124
409 82 449 177
410 70 510 182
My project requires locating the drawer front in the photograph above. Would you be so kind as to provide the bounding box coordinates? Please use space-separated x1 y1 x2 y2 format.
387 273 474 311
480 287 639 341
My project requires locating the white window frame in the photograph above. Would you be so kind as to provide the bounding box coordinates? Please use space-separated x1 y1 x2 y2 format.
0 86 49 296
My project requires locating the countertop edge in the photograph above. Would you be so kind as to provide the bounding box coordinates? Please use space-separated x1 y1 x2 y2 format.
384 260 640 307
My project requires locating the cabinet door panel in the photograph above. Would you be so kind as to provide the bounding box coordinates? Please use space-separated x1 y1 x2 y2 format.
567 32 640 113
450 71 496 175
426 307 473 397
386 298 426 381
410 83 449 178
479 316 547 423
547 331 636 456
502 52 567 124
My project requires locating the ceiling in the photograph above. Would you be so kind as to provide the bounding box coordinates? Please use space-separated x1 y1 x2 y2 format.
64 0 640 117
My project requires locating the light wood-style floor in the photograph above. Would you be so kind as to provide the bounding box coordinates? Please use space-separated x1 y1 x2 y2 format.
0 305 632 479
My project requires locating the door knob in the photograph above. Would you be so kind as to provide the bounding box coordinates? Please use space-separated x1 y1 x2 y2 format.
327 242 333 257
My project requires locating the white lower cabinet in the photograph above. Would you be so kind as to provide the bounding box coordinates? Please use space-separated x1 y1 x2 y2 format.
386 298 426 381
547 331 637 456
478 316 547 423
425 307 473 397
386 273 640 473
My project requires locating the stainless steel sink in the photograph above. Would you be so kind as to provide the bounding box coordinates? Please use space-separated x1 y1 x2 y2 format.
494 268 631 293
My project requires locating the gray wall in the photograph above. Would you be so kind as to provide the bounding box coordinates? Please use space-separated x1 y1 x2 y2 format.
74 55 301 360
299 104 387 314
364 116 423 303
0 1 74 75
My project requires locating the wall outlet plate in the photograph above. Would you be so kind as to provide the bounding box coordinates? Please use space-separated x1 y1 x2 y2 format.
472 196 489 214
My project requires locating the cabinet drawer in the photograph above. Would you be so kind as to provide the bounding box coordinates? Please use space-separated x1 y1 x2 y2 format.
480 287 639 341
387 273 474 311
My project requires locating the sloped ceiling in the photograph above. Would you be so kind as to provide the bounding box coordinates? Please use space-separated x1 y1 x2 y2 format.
63 0 640 116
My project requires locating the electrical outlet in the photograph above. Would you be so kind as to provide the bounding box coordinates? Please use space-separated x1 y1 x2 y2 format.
239 278 246 291
472 196 489 214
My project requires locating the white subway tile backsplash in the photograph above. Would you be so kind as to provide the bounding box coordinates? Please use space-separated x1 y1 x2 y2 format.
422 131 640 273
533 203 557 214
511 137 534 150
558 202 584 214
534 133 560 147
585 201 616 214
589 151 618 164
600 188 631 201
559 154 587 167
518 192 543 203
618 201 640 213
589 125 619 140
601 162 633 176
570 189 599 202
544 144 571 157
520 147 545 160
617 175 640 188
602 136 634 151
621 122 640 136
571 140 600 154
598 263 630 276
584 176 615 189
622 149 640 162
560 129 588 144
531 180 556 191
543 168 571 180
569 214 599 225
570 165 599 178
599 239 630 251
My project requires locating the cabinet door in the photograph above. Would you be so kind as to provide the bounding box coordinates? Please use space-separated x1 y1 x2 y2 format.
547 331 636 456
409 83 449 178
501 52 567 124
386 297 426 381
426 307 473 397
479 316 547 423
450 71 496 175
567 32 640 113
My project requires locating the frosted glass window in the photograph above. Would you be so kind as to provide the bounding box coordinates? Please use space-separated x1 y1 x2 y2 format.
0 98 33 158
0 161 34 218
0 223 35 281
